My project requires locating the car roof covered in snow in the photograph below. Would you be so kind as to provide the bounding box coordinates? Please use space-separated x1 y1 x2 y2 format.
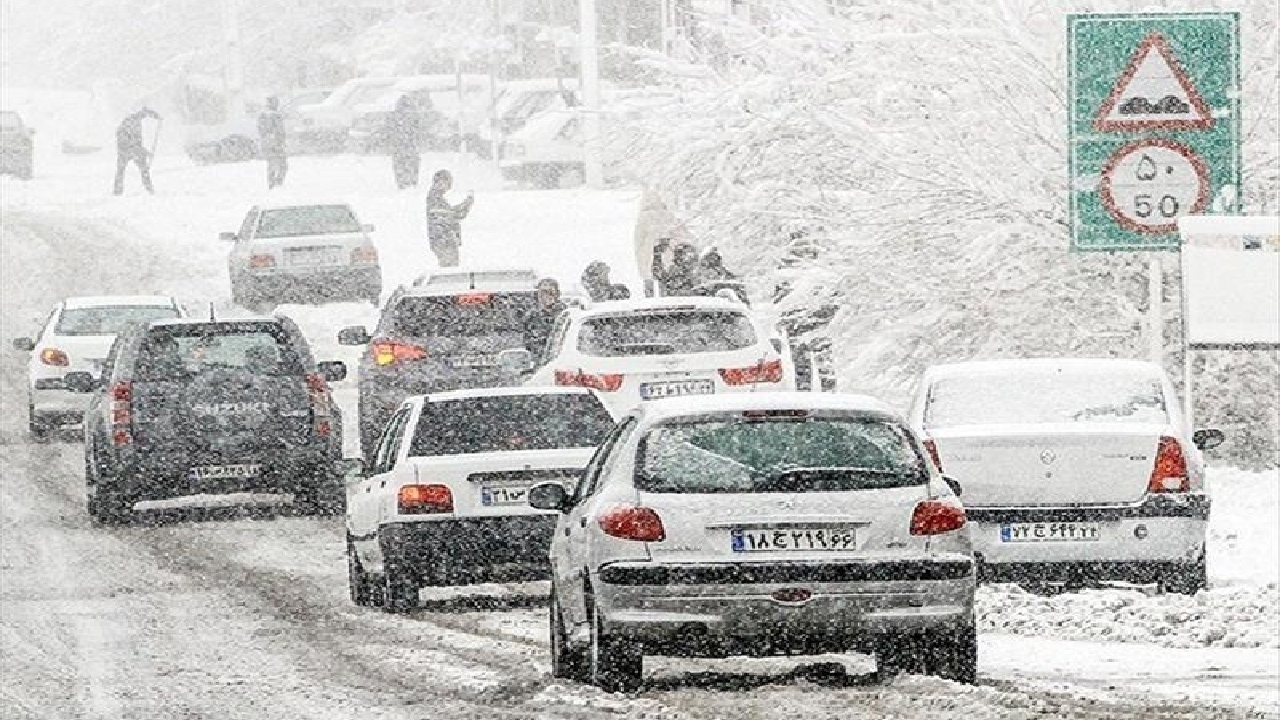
406 266 541 294
578 295 745 317
253 201 356 213
633 392 897 423
922 358 1166 381
144 316 281 329
414 386 596 404
62 295 178 310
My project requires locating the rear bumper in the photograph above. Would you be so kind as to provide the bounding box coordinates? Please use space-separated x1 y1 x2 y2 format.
378 516 558 585
240 267 381 299
110 447 333 501
593 557 975 656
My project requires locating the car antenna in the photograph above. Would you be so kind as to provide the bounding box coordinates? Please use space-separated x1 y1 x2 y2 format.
208 302 216 321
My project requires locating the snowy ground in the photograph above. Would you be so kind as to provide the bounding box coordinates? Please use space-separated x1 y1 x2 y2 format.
1 149 1277 718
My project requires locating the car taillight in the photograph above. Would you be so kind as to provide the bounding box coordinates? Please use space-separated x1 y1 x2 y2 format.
910 499 966 536
371 339 428 366
351 246 379 265
398 484 453 514
249 254 276 268
597 505 665 542
554 369 623 392
39 348 69 366
110 380 133 446
1147 436 1190 493
455 292 491 305
304 372 331 437
719 358 783 385
922 438 944 472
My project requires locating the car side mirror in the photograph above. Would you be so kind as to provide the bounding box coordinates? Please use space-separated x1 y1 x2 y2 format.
64 371 99 393
219 231 237 241
1192 428 1225 451
528 482 569 512
12 337 34 352
942 474 963 498
361 224 376 233
318 360 347 382
497 347 534 375
337 326 370 345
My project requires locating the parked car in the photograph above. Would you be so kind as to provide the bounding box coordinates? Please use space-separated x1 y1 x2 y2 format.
530 392 976 692
525 296 796 418
68 316 348 524
346 386 617 612
483 78 582 160
290 77 401 154
223 203 382 310
12 295 185 439
906 358 1225 594
0 110 35 179
338 267 545 458
346 74 490 155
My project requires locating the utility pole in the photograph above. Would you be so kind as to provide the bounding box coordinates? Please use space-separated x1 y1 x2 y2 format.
222 0 244 118
579 0 604 188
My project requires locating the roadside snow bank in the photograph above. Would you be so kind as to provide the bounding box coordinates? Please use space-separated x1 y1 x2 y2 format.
1206 466 1280 587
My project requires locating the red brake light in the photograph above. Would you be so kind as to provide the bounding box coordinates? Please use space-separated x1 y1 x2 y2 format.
597 505 666 542
305 373 332 437
455 292 491 305
351 246 379 264
719 358 783 385
398 484 453 514
554 369 623 392
372 339 428 366
248 254 276 268
922 438 944 472
40 348 69 366
109 381 133 446
1147 436 1190 493
910 499 966 536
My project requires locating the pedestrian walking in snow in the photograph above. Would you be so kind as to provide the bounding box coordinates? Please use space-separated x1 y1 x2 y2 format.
113 106 160 195
651 239 703 296
257 97 288 189
388 94 421 189
425 169 473 267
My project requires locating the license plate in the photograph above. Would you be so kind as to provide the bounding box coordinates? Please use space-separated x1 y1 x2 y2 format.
639 379 715 400
480 486 529 507
449 353 496 368
284 248 341 267
1000 521 1101 543
190 464 262 480
730 527 857 552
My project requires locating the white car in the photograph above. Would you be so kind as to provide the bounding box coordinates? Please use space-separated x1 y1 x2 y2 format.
526 296 796 418
223 203 382 310
529 393 976 692
290 76 401 153
345 386 618 613
906 358 1225 594
11 295 185 439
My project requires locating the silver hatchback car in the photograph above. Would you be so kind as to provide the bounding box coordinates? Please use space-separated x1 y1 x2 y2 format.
530 393 976 692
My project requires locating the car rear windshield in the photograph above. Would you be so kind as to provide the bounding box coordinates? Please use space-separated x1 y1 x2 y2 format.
638 415 927 494
390 292 537 337
578 310 758 357
923 369 1169 427
55 306 180 336
410 393 615 456
255 205 360 238
135 324 305 381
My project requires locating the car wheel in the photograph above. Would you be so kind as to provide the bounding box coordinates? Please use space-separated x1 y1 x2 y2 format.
588 594 642 693
295 465 345 516
27 404 52 442
920 623 977 684
347 538 378 607
86 455 134 526
550 586 589 681
874 632 927 678
1160 552 1208 596
379 535 418 614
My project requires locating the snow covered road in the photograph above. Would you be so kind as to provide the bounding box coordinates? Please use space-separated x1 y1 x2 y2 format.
1 157 1276 718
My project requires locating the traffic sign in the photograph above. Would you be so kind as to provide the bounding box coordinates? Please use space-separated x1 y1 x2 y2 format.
1069 13 1240 251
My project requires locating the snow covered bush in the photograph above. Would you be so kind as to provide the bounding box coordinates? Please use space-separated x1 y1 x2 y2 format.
613 0 1279 468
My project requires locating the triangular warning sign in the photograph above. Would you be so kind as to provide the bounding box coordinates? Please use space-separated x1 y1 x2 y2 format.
1094 32 1214 132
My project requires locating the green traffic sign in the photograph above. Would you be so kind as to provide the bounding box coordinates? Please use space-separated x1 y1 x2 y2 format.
1068 12 1240 251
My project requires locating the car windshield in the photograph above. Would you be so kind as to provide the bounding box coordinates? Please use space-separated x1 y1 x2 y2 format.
638 415 928 494
254 206 361 238
923 369 1169 427
55 306 180 336
578 310 758 356
135 324 304 381
410 393 615 456
390 292 538 337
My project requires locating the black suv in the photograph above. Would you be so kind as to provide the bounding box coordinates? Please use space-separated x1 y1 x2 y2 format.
69 316 347 523
338 269 545 458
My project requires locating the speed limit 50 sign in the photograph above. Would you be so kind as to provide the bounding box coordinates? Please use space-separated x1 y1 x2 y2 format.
1069 13 1240 251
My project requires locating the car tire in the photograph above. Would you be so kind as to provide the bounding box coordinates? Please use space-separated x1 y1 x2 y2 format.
1160 552 1208 596
347 539 379 607
588 595 642 693
921 623 977 684
27 404 52 442
550 587 589 682
874 632 927 678
86 454 134 526
379 536 418 614
295 465 345 516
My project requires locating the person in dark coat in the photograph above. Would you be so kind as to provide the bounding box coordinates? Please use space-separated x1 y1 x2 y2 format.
651 239 703 296
524 278 567 357
425 169 473 267
113 106 160 195
388 94 421 189
257 97 288 189
581 261 631 303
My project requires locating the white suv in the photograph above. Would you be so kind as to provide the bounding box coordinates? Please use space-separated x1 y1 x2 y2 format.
526 296 795 418
907 358 1225 594
530 393 976 692
12 295 185 439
